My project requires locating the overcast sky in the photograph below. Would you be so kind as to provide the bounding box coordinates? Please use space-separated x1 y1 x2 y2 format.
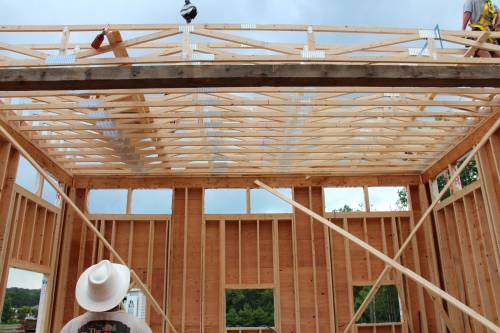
1 0 466 30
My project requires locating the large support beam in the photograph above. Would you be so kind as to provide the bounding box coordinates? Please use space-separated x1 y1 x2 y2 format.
1 64 500 91
72 174 421 189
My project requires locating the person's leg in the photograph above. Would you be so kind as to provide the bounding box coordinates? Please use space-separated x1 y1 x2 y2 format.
476 49 493 57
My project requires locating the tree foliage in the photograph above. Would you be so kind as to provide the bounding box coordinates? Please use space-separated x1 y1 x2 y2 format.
226 289 274 328
396 188 408 210
1 288 40 324
334 204 354 213
1 299 15 324
354 285 401 324
458 158 478 187
4 288 40 308
436 158 478 201
436 173 451 200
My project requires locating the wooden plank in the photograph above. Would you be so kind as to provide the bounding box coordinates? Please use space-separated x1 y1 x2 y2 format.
255 180 500 333
477 136 500 265
3 86 499 98
219 220 226 332
0 23 495 34
272 220 282 333
0 142 19 291
452 200 483 333
390 218 411 333
471 190 500 321
343 218 355 327
181 188 188 333
0 193 21 314
0 142 11 191
308 188 320 333
54 188 85 328
407 214 428 333
3 98 493 110
1 64 500 91
146 220 154 323
463 193 495 328
256 220 260 284
201 213 206 333
41 208 63 331
417 184 448 333
74 175 421 189
323 214 336 333
290 213 301 333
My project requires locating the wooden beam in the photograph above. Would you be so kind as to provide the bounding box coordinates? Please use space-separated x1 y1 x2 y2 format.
72 174 421 189
254 179 500 333
1 64 500 91
340 118 500 332
423 113 499 182
0 108 179 333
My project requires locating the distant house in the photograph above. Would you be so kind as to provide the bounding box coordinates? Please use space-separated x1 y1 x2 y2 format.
23 316 36 332
123 289 146 320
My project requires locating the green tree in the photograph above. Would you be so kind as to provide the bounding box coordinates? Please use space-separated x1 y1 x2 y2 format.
436 173 451 200
17 306 33 321
334 204 353 213
396 188 408 210
1 298 15 324
4 288 40 308
458 158 478 187
354 285 401 324
436 157 478 201
226 289 274 328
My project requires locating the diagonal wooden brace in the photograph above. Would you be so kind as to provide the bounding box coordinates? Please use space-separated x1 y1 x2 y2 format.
0 121 179 333
255 130 500 333
342 118 500 333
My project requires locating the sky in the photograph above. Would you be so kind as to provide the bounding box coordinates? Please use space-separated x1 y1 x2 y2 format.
0 0 465 30
7 268 44 290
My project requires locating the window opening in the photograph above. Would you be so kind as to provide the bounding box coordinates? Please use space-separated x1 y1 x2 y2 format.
250 188 292 213
87 189 128 214
204 189 246 214
130 189 172 214
226 289 275 329
15 157 39 194
368 187 409 211
2 268 46 332
324 187 365 212
353 285 402 324
457 155 479 188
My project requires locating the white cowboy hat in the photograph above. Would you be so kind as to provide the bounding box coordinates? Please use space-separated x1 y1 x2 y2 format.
75 260 130 312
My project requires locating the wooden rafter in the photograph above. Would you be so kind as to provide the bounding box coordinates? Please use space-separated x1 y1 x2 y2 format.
0 24 498 176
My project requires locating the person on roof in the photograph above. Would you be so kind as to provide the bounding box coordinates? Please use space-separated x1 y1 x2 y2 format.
462 0 500 57
60 260 153 333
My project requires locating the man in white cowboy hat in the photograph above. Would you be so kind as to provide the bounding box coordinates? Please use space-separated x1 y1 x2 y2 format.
60 260 153 333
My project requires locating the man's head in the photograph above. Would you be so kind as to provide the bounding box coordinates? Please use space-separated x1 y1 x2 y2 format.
75 260 130 312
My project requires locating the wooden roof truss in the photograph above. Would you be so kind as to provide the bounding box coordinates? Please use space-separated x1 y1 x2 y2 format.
0 24 498 176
